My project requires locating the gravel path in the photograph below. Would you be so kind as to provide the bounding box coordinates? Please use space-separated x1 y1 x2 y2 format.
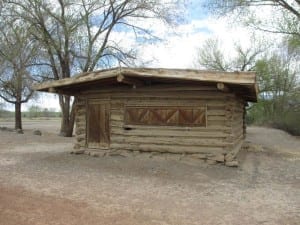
0 121 299 225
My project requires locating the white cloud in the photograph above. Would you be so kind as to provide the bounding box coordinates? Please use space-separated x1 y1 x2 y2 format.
132 14 282 69
130 16 253 68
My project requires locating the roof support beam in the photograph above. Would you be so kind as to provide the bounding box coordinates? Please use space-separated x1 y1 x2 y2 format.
117 74 144 89
48 87 56 93
217 82 229 92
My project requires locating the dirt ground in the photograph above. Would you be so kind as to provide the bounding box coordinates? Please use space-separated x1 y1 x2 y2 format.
0 119 299 225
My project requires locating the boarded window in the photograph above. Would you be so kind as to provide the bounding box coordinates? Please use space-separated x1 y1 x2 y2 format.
125 106 206 126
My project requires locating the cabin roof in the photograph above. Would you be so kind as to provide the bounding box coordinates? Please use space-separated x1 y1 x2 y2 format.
34 67 258 102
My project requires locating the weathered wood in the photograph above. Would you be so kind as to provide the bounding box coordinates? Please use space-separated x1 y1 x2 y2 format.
110 120 229 130
207 110 226 116
111 128 228 138
75 128 85 135
217 82 229 92
116 74 144 88
207 115 225 121
48 87 56 93
111 135 228 147
225 139 244 161
75 98 86 148
76 136 85 142
84 91 233 100
110 143 225 154
87 102 110 148
72 84 220 93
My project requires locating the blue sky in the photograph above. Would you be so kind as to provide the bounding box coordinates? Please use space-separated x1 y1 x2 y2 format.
186 0 210 20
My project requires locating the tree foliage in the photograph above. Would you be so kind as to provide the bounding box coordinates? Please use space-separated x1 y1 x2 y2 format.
203 0 300 46
254 53 298 117
195 38 266 71
248 51 300 134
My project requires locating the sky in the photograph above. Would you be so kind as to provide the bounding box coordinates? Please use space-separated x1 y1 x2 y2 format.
1 0 272 112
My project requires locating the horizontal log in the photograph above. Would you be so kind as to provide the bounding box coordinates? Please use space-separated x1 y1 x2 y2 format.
76 112 85 118
76 122 86 127
111 122 231 131
75 117 85 122
75 128 86 135
207 110 226 116
208 115 226 121
84 92 232 100
232 114 243 119
77 142 86 147
76 107 86 112
111 128 228 138
110 119 227 129
208 120 226 127
232 122 243 128
83 98 228 108
110 109 124 115
88 99 110 105
76 137 85 142
227 134 244 147
231 129 244 137
110 102 125 109
111 135 228 147
125 98 226 104
83 88 234 96
207 105 225 110
225 139 244 161
110 143 225 154
83 84 219 93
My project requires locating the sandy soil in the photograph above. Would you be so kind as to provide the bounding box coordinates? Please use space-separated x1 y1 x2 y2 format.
0 120 299 225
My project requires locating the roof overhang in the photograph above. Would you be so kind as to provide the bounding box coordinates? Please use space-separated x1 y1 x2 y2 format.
34 67 258 102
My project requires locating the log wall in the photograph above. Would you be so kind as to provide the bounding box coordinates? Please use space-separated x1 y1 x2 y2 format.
73 84 245 163
74 97 87 150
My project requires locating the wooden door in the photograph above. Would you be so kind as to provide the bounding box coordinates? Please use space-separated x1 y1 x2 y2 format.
87 101 110 148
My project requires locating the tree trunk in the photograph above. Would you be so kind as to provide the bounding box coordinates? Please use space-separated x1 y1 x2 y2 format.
59 95 76 137
15 101 22 130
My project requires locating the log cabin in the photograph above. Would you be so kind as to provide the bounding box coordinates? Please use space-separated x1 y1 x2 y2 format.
35 67 258 165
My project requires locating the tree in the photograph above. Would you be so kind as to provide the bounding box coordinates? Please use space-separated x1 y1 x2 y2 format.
203 1 300 44
204 1 300 19
0 21 37 130
3 0 182 136
195 37 266 71
248 51 299 133
254 48 299 117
